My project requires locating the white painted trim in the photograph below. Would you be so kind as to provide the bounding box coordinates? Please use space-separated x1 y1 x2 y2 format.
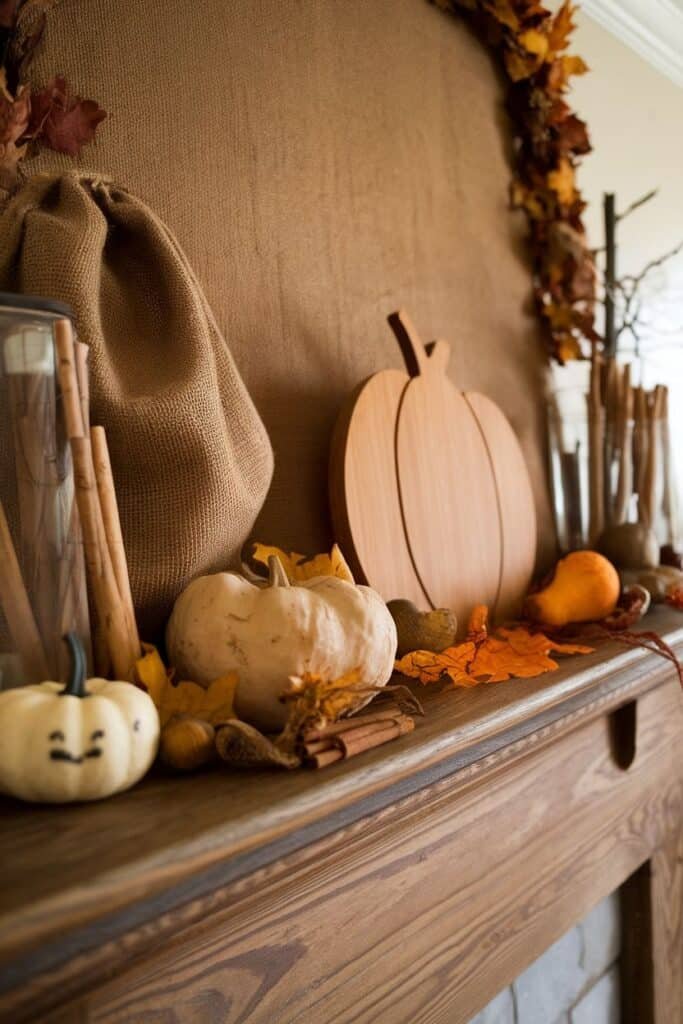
581 0 683 88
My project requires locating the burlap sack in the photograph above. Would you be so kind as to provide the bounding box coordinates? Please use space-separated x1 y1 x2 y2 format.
0 172 273 637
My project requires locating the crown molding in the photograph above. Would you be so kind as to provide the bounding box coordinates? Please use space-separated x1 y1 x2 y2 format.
581 0 683 88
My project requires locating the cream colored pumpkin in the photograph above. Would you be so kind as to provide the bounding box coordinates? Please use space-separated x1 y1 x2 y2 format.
0 634 159 803
166 556 398 731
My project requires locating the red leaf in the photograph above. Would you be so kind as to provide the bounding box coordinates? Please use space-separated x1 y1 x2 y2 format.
28 75 106 156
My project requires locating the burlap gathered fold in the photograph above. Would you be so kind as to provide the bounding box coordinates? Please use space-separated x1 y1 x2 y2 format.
0 172 273 637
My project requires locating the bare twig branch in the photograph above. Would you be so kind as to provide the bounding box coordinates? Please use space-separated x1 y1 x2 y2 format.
616 188 659 222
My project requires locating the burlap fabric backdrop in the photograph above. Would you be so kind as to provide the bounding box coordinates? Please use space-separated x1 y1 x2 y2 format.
1 0 558 631
0 173 274 636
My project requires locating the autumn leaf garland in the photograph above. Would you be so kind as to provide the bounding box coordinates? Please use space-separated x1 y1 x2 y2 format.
0 1 106 186
435 0 596 361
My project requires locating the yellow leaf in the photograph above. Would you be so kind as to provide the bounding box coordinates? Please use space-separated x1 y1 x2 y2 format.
519 29 549 60
250 542 355 583
562 54 589 77
547 158 576 205
135 645 237 727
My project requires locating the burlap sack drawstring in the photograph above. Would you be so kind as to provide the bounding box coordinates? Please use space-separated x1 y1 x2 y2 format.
0 171 274 637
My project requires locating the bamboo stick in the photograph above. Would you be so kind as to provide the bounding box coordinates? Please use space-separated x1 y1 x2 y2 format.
54 319 138 681
641 387 665 530
0 499 49 682
613 364 634 525
587 353 605 544
91 425 140 660
633 385 648 514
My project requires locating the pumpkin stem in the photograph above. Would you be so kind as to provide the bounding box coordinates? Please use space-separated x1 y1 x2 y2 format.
61 632 88 698
388 310 450 378
268 555 291 588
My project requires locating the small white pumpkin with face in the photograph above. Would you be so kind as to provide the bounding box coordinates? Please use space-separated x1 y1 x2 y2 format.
0 634 159 803
166 556 398 731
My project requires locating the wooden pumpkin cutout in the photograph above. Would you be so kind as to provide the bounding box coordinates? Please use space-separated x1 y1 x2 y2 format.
329 311 537 629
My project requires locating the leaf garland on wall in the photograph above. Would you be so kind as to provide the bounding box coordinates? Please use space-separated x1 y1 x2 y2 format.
1 0 593 363
434 0 597 362
0 0 106 188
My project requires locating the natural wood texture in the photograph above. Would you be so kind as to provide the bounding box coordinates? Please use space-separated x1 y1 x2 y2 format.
330 311 537 627
0 610 681 1023
465 392 537 621
25 670 683 1024
329 370 427 605
392 313 501 622
622 825 683 1024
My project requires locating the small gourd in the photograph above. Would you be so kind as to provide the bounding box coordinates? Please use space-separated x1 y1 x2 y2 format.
0 634 159 803
526 551 620 628
387 599 458 657
166 555 397 732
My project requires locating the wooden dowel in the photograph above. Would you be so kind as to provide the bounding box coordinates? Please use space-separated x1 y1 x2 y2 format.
613 365 633 525
54 319 137 680
587 354 605 544
0 500 49 682
91 426 140 660
74 342 90 434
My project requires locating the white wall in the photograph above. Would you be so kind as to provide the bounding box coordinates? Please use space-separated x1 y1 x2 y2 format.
568 8 683 540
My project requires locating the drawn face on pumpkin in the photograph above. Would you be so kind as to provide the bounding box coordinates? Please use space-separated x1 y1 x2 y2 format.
0 635 160 803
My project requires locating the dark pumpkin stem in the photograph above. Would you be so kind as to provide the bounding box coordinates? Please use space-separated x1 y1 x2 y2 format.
61 632 88 698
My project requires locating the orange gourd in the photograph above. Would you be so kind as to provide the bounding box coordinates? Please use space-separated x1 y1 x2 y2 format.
526 551 620 627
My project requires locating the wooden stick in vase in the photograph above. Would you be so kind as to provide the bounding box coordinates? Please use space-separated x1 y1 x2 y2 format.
91 425 140 659
613 364 633 525
0 499 49 682
587 352 605 544
660 388 678 545
54 319 138 681
641 387 665 530
633 386 648 515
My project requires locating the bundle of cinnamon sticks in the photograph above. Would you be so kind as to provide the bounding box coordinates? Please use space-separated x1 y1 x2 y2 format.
301 702 415 769
587 351 673 542
54 319 140 680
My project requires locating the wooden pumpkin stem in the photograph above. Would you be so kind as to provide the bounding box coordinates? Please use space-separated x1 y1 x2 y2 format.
387 310 450 378
268 555 291 588
61 632 88 698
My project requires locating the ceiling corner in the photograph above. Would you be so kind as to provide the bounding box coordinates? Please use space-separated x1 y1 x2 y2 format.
581 0 683 88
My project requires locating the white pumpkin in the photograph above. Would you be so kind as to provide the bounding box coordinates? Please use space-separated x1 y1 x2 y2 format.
0 634 159 803
166 556 398 731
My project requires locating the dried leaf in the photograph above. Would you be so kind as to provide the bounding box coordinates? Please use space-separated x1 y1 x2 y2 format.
395 605 592 688
27 75 106 156
250 542 355 583
547 0 576 55
518 28 548 60
547 157 576 205
0 71 29 176
135 644 237 727
666 584 683 611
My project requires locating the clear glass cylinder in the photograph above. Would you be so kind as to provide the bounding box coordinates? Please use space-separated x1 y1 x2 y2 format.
0 293 91 688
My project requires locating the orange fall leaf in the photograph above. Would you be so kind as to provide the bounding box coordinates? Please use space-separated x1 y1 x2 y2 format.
395 606 593 688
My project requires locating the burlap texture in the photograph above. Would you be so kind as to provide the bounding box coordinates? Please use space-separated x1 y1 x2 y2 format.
0 173 273 636
5 0 558 583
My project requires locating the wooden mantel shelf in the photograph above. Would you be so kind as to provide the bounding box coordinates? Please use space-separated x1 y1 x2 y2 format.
2 609 683 1024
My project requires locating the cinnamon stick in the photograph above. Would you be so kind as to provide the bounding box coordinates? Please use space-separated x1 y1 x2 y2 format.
0 499 49 681
303 705 405 741
54 319 137 680
305 714 415 768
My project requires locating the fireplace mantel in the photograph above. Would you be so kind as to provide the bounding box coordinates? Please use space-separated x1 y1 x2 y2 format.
1 609 682 1023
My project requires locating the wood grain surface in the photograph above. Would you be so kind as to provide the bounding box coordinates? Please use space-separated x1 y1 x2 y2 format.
329 370 427 606
330 311 537 628
464 392 537 622
394 333 501 622
1 610 681 1023
35 675 683 1024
